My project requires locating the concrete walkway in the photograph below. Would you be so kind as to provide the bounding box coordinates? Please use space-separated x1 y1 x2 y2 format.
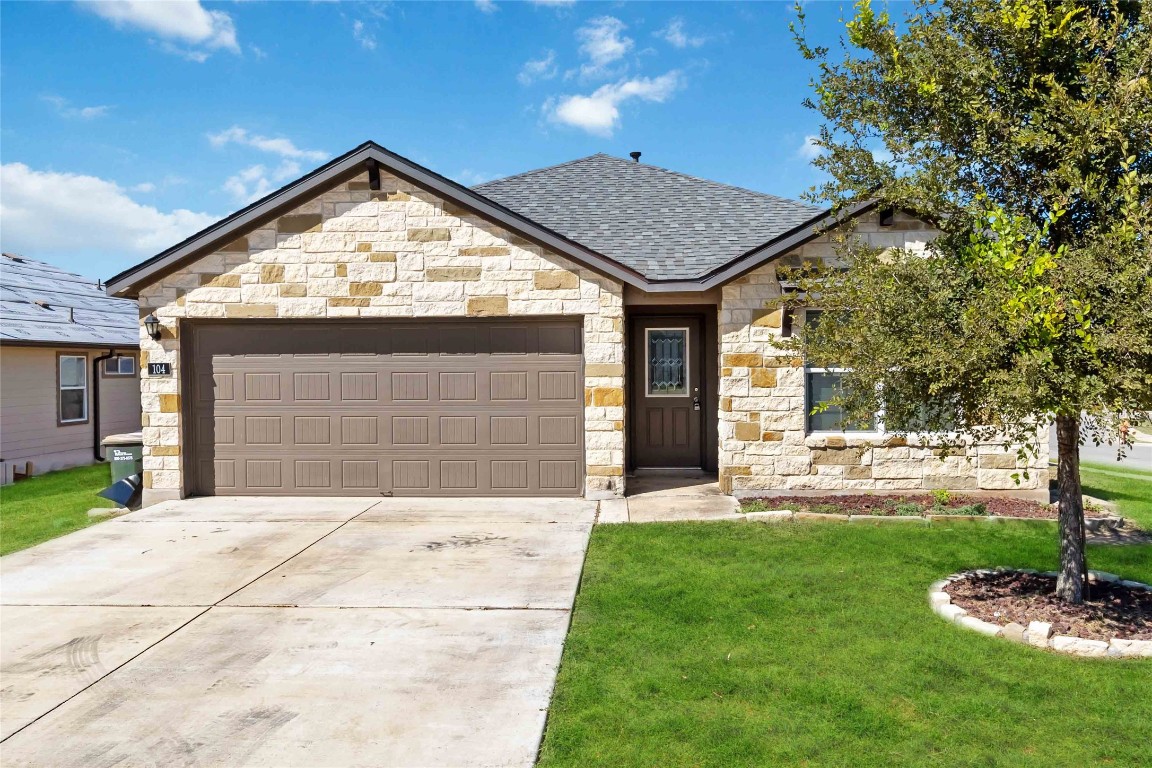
0 496 595 767
598 472 741 524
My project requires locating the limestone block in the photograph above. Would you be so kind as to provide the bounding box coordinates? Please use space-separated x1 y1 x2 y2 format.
466 296 508 316
977 468 1025 490
303 232 356 253
188 287 241 304
812 447 867 466
219 303 275 318
1050 636 1109 657
1024 621 1052 648
428 267 482 282
533 270 579 290
980 453 1019 470
957 616 1003 636
776 456 812 476
1108 639 1152 658
871 460 924 479
279 298 328 317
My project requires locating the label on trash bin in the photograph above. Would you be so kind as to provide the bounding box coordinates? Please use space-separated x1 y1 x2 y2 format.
147 362 172 376
111 448 136 461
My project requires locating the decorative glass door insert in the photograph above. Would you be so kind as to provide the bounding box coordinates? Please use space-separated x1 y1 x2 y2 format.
646 328 689 396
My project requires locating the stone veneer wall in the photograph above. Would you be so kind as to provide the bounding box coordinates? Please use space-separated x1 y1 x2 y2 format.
137 170 626 503
717 211 1049 495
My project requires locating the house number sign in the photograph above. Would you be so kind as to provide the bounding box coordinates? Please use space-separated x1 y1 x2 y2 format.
147 362 172 376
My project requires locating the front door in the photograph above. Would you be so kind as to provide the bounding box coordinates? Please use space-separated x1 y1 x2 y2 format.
630 315 703 467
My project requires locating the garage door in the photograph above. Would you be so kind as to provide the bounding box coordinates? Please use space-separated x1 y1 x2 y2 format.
187 319 584 496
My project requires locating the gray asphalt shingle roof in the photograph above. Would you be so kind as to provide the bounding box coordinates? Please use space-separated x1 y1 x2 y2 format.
1 253 138 347
474 153 823 280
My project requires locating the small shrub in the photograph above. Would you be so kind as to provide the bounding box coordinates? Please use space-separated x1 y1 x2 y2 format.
742 500 770 514
808 503 845 515
893 502 925 516
931 488 952 507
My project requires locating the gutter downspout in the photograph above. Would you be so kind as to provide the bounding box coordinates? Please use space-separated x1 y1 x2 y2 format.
93 349 117 461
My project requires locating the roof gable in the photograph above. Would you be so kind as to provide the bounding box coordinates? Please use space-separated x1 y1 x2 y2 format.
105 142 649 297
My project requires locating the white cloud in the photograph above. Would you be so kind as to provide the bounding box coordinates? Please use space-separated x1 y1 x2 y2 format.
518 50 557 85
656 18 706 48
352 19 377 50
547 71 681 137
576 16 632 78
82 0 239 60
130 182 156 193
872 146 895 164
531 0 576 6
41 94 111 120
207 126 328 162
798 135 823 161
475 0 498 13
222 160 302 204
0 163 217 257
455 169 494 186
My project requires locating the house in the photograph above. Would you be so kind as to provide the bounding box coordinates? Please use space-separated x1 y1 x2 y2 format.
104 143 1048 505
1 254 141 481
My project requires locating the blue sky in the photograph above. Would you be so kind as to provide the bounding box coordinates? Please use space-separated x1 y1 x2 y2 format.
0 0 856 280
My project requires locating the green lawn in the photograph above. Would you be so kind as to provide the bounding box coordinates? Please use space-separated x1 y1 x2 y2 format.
0 464 116 556
540 473 1152 767
1081 461 1152 530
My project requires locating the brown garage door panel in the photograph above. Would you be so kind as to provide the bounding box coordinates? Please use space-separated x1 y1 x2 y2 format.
188 320 585 497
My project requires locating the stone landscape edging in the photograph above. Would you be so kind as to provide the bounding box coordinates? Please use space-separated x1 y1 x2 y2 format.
743 510 1125 528
927 568 1152 659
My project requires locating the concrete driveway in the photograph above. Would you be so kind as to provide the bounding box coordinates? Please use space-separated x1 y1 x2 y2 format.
0 496 595 767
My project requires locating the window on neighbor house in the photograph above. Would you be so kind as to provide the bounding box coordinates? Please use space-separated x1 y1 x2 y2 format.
103 355 136 377
58 355 88 424
802 310 877 433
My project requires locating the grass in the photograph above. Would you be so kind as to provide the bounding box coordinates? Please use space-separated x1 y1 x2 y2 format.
1081 461 1152 530
540 473 1152 768
0 464 116 556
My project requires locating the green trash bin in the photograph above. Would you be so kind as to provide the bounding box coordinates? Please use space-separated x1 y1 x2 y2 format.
102 431 144 484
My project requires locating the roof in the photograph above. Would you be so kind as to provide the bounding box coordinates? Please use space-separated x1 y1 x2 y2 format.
106 141 857 297
1 253 138 347
474 154 822 280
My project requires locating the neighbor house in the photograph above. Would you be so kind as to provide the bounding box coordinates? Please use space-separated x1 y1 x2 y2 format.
1 254 141 481
104 143 1048 505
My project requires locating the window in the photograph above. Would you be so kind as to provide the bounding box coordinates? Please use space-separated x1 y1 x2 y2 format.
58 355 88 424
646 328 689 396
103 355 136 377
802 310 877 433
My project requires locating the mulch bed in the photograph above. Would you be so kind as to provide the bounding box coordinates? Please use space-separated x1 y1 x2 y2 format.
747 493 1053 517
946 571 1152 641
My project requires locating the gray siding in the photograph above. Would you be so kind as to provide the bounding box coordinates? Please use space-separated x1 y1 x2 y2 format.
0 346 142 474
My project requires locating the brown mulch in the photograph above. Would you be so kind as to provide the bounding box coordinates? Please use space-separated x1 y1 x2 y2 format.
945 571 1152 641
749 493 1054 517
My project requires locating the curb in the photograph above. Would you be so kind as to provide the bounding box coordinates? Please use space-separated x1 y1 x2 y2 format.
928 569 1152 658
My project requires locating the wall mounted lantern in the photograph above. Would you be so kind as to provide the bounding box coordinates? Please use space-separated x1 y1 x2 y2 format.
143 313 162 341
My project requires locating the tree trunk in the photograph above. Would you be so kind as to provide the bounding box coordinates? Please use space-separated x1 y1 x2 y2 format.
1054 414 1088 604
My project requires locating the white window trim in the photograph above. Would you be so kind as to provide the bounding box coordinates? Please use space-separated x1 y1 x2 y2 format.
103 355 136 377
645 327 690 398
59 355 88 424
